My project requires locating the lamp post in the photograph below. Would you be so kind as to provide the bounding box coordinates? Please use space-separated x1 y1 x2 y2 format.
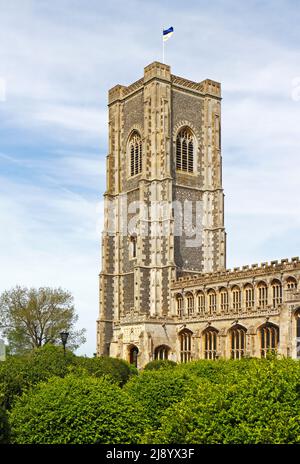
60 331 69 357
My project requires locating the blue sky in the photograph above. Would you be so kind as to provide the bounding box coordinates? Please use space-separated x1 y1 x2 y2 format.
1 0 300 355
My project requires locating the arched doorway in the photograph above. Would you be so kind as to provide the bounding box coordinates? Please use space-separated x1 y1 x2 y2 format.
129 345 139 367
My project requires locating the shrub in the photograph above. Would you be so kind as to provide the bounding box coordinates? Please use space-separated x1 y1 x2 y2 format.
75 356 137 386
125 368 198 428
0 407 10 444
144 360 177 371
149 358 300 444
9 374 147 444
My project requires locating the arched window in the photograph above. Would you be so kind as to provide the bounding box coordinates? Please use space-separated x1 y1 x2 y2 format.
260 323 279 358
154 345 170 360
129 345 139 367
176 294 183 317
208 289 216 314
230 325 247 359
232 286 241 311
245 284 254 309
179 329 192 363
176 128 194 173
197 291 205 315
258 281 268 308
286 277 297 290
271 279 282 308
220 288 228 313
186 292 194 316
129 131 142 176
203 327 218 360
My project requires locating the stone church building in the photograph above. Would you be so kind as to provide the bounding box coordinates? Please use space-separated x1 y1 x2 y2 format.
97 62 300 367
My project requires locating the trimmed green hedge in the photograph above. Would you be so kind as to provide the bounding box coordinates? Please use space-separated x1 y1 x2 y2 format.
147 358 300 444
0 407 10 444
9 375 148 444
144 360 177 371
125 368 198 428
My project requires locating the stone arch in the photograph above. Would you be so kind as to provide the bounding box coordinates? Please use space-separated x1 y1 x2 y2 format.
128 344 139 367
154 344 171 360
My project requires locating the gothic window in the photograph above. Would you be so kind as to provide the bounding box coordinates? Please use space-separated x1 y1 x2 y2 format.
154 345 170 360
286 277 297 290
230 325 247 359
176 127 194 173
220 288 228 312
179 329 192 363
271 279 282 308
258 281 268 308
204 328 218 360
186 292 194 316
208 289 217 314
260 323 279 358
232 286 241 311
129 131 142 177
176 294 183 317
245 284 254 309
197 291 205 315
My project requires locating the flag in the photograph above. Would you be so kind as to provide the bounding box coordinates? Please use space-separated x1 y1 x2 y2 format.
163 26 174 41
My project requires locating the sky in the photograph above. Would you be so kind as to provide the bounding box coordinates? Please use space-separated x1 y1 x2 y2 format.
0 0 300 356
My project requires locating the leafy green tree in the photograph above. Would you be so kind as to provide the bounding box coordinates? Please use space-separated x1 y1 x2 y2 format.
0 286 86 354
9 375 148 444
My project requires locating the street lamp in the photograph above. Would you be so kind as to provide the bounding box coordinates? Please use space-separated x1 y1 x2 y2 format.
60 331 69 356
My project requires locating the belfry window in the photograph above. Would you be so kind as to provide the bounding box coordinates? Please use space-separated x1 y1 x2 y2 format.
129 131 142 176
176 128 194 173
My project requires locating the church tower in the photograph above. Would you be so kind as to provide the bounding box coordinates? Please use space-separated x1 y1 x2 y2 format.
97 62 226 364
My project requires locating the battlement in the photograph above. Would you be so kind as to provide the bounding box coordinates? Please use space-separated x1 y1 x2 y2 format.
108 62 221 104
172 257 300 288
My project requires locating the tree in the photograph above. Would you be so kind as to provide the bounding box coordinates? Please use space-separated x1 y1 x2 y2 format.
0 286 86 354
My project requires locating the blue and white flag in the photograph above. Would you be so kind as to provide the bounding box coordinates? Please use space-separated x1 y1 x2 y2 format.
163 26 174 41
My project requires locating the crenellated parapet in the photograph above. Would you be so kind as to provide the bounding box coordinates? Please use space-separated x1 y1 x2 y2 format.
172 257 300 289
108 62 221 106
